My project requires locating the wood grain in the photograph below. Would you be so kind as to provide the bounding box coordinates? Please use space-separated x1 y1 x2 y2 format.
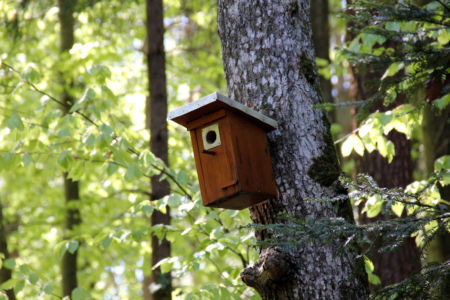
187 109 226 131
190 109 277 209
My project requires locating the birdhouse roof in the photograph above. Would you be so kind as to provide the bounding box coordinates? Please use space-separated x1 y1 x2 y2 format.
168 92 278 132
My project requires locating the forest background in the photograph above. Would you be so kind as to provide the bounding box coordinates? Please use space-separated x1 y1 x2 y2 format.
0 0 449 299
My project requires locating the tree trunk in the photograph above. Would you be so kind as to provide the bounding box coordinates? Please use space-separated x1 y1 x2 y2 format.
348 64 420 289
0 202 16 300
345 0 420 289
58 0 81 296
144 1 172 299
356 131 419 288
422 83 450 264
310 0 335 123
217 1 369 299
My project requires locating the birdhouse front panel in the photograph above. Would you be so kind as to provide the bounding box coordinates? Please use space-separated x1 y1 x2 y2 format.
189 110 240 207
168 92 278 210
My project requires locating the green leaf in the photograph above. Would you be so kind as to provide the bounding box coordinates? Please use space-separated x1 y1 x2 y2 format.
57 151 74 170
341 135 354 157
161 260 173 274
101 85 117 104
106 163 118 176
101 235 113 250
21 66 40 82
434 94 450 111
22 153 33 166
438 28 450 45
72 287 92 300
353 135 365 156
382 62 404 79
55 240 69 258
68 240 79 254
85 134 96 147
87 88 96 100
43 284 54 294
131 230 144 242
386 141 395 163
391 203 405 217
386 22 400 31
377 136 388 158
177 170 189 186
29 273 39 285
358 121 373 138
142 204 154 217
7 113 24 131
1 278 18 290
99 124 113 136
124 166 136 181
139 150 156 165
367 201 382 218
68 160 84 181
441 171 450 186
14 279 25 294
368 273 381 285
364 255 374 273
19 264 29 275
118 137 131 152
167 195 181 207
4 258 15 269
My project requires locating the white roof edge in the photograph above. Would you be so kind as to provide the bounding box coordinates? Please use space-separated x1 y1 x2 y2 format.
168 92 278 129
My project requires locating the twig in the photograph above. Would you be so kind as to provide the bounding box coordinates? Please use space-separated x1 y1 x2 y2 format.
436 0 450 13
334 127 360 144
1 62 98 127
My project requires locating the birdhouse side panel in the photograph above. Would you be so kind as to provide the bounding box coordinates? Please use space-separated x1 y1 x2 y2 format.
189 130 209 205
193 116 240 206
227 111 278 199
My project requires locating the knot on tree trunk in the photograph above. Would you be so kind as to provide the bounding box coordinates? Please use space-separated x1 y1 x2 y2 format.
240 248 289 294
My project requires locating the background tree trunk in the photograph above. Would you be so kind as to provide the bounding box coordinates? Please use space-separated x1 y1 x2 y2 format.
144 0 172 299
410 0 450 272
345 0 420 289
58 0 81 296
217 1 369 299
422 84 450 264
0 202 16 300
348 65 420 289
310 0 335 123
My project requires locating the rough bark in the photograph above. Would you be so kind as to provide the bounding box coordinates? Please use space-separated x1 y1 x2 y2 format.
217 1 369 299
144 0 172 299
310 0 335 123
58 0 81 296
0 202 16 300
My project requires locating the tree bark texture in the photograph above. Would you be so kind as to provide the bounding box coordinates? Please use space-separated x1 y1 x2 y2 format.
0 202 16 300
217 1 369 299
58 0 81 296
310 0 335 123
144 1 172 299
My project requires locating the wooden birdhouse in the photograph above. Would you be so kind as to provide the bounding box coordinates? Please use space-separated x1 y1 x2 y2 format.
168 92 278 210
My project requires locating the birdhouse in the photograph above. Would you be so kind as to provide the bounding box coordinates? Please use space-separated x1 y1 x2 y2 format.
168 92 278 210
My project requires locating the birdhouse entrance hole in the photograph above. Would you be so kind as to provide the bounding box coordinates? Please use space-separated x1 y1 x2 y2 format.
206 131 216 144
202 123 221 150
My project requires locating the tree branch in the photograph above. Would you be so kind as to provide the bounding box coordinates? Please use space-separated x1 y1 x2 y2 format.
240 248 290 294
